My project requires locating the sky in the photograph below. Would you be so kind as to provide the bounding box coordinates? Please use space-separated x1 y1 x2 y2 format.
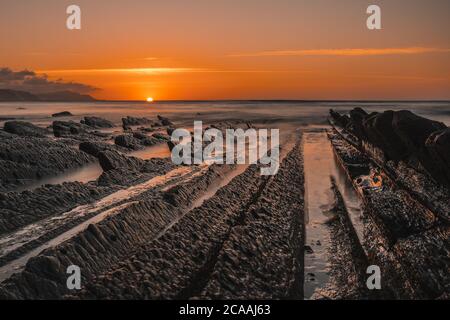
1 0 449 100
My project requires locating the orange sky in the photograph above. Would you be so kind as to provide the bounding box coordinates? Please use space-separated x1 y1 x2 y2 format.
1 0 449 100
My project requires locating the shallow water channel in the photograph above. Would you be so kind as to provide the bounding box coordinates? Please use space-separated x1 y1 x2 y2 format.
14 144 171 192
303 129 364 299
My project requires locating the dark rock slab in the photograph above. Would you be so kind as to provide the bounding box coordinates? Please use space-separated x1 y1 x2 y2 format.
58 142 305 300
97 150 144 172
81 167 266 299
151 133 170 141
132 132 160 146
0 136 94 191
392 226 450 299
198 142 305 299
114 134 143 150
365 190 437 242
4 121 48 137
0 164 227 299
79 141 127 157
330 108 449 187
122 116 153 127
425 128 450 186
97 156 176 187
391 110 446 155
328 128 449 299
157 115 173 126
347 108 368 140
52 121 89 137
0 182 112 235
362 111 409 160
52 111 73 117
81 116 114 128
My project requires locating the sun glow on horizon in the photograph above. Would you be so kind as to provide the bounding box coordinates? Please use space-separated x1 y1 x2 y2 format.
146 97 154 102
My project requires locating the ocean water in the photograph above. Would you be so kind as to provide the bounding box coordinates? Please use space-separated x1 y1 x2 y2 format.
1 100 448 191
1 101 449 127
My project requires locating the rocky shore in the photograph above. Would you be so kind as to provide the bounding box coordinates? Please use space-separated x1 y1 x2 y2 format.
0 106 448 300
0 131 306 299
0 131 94 192
73 139 304 300
312 178 372 300
0 114 179 236
328 108 450 299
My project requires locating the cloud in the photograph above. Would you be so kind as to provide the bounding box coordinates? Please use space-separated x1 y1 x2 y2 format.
37 67 291 75
229 47 450 57
37 67 204 75
0 67 98 94
0 68 36 80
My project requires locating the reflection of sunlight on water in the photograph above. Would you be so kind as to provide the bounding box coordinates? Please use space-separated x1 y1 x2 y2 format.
303 129 364 299
14 144 171 192
129 143 171 160
14 162 103 192
303 131 334 299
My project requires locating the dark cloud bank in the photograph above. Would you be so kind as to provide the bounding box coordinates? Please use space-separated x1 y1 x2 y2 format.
0 67 98 94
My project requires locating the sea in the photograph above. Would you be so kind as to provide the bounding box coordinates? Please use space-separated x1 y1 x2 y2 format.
1 100 449 127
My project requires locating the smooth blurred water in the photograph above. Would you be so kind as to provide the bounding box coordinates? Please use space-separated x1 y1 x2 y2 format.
303 130 365 299
1 101 449 127
1 101 448 192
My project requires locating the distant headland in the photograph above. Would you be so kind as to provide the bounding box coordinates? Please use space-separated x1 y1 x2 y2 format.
0 89 96 102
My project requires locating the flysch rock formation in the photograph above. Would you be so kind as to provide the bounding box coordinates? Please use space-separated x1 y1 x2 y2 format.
312 177 373 300
3 121 49 137
52 111 73 118
0 182 114 236
329 108 450 222
2 108 445 300
327 116 450 300
196 141 304 299
0 114 175 192
122 116 153 127
0 115 181 267
0 129 94 192
329 108 450 187
59 139 302 300
0 162 238 299
1 115 277 299
0 145 176 239
80 116 114 128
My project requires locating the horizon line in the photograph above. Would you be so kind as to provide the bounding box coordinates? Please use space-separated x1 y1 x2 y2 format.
93 98 450 103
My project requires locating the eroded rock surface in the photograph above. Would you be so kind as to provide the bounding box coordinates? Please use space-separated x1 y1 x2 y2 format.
328 127 450 299
81 116 114 128
329 108 449 186
4 121 49 137
198 142 305 299
52 111 73 118
0 163 232 299
64 141 305 300
0 182 113 236
122 116 153 127
157 115 173 126
0 135 94 191
114 134 144 150
52 121 90 137
313 178 372 300
426 128 450 186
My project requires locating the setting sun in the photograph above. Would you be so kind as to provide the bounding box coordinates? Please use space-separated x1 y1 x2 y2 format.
146 97 154 102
